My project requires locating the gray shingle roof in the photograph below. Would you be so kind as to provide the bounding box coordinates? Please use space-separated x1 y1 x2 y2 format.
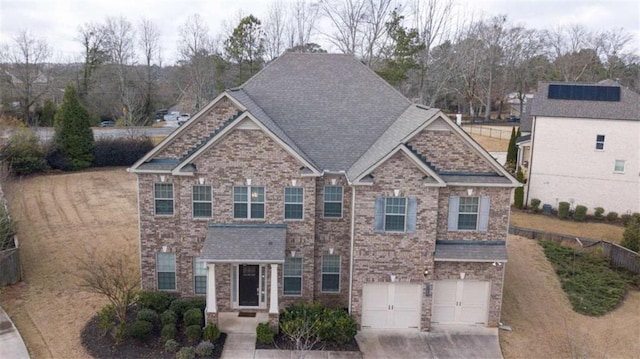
201 224 286 263
434 240 508 262
438 174 513 184
241 53 412 171
519 101 532 132
531 81 640 121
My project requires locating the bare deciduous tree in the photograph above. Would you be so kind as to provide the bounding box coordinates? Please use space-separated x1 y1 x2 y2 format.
286 0 320 50
360 0 393 66
138 18 161 123
1 29 51 124
264 0 287 61
76 22 108 98
320 0 368 55
103 16 137 124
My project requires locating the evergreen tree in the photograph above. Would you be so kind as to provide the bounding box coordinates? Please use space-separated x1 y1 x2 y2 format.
224 15 265 85
40 99 56 127
513 166 525 209
54 84 94 170
621 214 640 252
506 127 518 173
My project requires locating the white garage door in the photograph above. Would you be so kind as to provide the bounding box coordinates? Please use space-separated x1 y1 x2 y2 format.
362 283 422 329
432 280 489 325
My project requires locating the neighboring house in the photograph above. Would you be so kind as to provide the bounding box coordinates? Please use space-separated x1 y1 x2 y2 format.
129 53 520 332
516 102 532 174
525 80 640 214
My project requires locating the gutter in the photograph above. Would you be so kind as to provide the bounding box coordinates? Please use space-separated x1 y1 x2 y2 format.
525 116 537 205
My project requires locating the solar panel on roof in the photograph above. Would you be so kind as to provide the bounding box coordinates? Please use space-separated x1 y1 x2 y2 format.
548 84 621 101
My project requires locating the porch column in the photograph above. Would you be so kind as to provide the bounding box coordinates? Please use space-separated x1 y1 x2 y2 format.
206 263 217 313
269 263 278 313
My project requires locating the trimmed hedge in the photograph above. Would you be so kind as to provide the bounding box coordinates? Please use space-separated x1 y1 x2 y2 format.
185 325 202 343
128 320 153 340
92 136 154 167
281 302 357 345
137 290 175 313
183 308 203 327
203 323 221 342
256 323 274 344
558 202 570 219
169 297 206 318
574 205 588 221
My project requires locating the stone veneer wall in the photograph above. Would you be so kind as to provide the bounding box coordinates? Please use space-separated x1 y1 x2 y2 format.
155 97 240 159
408 129 496 173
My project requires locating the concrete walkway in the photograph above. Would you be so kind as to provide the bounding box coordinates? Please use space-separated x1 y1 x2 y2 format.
0 305 30 359
221 333 363 359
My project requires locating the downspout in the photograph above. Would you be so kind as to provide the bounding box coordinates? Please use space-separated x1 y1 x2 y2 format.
348 185 356 314
524 116 536 205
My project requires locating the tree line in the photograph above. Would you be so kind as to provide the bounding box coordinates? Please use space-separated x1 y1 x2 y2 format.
1 0 638 126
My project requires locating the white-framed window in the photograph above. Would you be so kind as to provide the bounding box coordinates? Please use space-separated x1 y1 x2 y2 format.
458 197 479 230
283 257 303 296
447 196 490 232
595 134 605 150
193 258 207 295
154 183 174 215
284 187 303 220
157 252 176 291
192 185 212 218
614 160 625 173
233 186 265 219
384 197 407 232
321 255 340 292
323 186 343 218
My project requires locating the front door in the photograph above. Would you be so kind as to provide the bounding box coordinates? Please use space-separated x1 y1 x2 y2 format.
238 264 259 306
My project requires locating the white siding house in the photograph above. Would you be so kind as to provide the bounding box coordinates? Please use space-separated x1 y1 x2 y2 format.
526 81 640 214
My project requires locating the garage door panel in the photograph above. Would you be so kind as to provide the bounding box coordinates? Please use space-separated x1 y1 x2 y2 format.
432 280 489 325
362 284 390 328
362 283 421 329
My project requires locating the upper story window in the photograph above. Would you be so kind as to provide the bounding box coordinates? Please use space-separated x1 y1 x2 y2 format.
193 257 207 295
157 252 176 291
374 196 417 233
448 196 490 232
284 187 304 220
154 183 174 216
614 160 625 173
192 185 212 218
595 134 605 150
323 186 343 218
233 186 265 219
283 257 303 296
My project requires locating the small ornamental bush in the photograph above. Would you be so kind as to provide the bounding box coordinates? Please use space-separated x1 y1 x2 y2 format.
185 325 202 343
137 290 174 313
620 214 640 252
183 308 204 327
328 315 358 344
128 320 153 340
574 205 588 221
176 346 196 359
170 297 206 318
203 322 221 342
256 323 275 344
606 212 619 222
137 308 159 324
164 339 180 353
594 207 605 220
97 305 116 336
0 127 49 175
558 202 570 219
162 324 178 341
161 309 178 326
195 341 215 357
621 214 633 226
530 198 541 213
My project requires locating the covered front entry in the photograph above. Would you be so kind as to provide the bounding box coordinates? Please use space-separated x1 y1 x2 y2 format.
237 264 262 307
431 280 489 325
361 283 422 329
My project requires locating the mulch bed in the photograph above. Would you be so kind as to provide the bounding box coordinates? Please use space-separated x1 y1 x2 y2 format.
81 307 226 359
255 332 360 352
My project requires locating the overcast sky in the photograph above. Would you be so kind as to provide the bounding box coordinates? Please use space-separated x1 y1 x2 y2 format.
1 0 638 64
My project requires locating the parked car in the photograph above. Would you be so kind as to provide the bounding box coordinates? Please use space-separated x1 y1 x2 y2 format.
508 115 520 122
177 113 191 125
100 120 116 127
164 111 180 121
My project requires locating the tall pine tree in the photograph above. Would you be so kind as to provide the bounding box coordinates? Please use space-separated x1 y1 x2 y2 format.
54 84 94 170
506 127 518 173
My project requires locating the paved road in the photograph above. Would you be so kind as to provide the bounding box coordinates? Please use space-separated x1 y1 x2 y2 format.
30 126 176 141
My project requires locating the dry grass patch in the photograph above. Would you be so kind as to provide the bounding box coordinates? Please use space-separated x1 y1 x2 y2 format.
510 210 624 243
469 134 509 152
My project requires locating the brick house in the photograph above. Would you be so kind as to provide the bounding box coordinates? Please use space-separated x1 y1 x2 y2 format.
129 53 520 331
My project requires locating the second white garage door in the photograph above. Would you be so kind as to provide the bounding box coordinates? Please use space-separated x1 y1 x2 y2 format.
362 283 422 329
432 280 490 325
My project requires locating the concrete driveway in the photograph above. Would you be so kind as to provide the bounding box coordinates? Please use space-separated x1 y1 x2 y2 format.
356 325 503 359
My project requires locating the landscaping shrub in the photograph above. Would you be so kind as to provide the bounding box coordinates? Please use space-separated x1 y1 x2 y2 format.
326 315 358 344
539 240 627 316
280 302 357 344
137 290 174 313
183 307 204 327
137 308 159 325
45 146 73 171
621 214 634 226
558 202 570 219
195 341 215 357
513 167 525 209
128 320 154 340
593 207 605 220
0 127 49 175
97 305 116 336
530 198 541 213
92 136 154 167
161 324 178 341
176 346 196 359
256 323 274 344
203 322 221 342
574 205 588 221
185 325 202 343
161 309 178 326
620 214 640 252
164 339 180 353
0 206 17 251
170 297 206 318
606 211 618 222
